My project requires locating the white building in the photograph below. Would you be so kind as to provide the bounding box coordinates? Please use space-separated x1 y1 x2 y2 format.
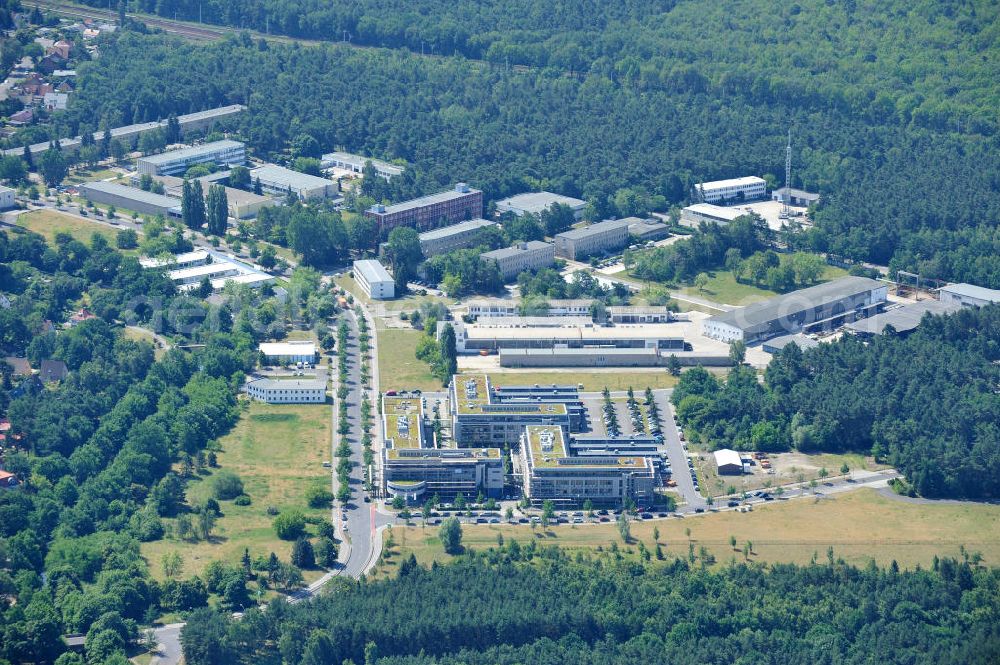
136 140 246 176
249 164 338 200
139 250 211 270
354 259 395 300
480 241 555 281
321 152 403 179
495 191 587 219
714 449 744 475
695 176 766 204
148 251 272 293
680 203 746 228
938 283 1000 308
259 341 317 365
246 377 326 403
466 298 595 319
0 185 15 210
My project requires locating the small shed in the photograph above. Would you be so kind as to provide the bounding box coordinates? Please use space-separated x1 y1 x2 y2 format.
714 448 744 475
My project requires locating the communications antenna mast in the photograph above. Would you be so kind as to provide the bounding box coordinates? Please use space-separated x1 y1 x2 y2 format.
782 129 792 219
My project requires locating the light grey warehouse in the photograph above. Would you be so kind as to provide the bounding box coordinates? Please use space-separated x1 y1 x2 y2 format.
702 276 888 343
80 181 181 217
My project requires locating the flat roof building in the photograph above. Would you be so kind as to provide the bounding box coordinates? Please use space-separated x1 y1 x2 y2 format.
466 298 594 319
497 347 730 368
553 218 631 260
495 191 587 219
714 449 744 475
0 185 15 210
607 306 674 324
417 218 498 258
259 341 316 365
145 250 272 293
450 374 571 447
938 283 1000 308
446 319 687 354
136 140 245 176
702 276 888 344
249 164 337 200
3 104 245 157
519 425 656 507
627 218 671 242
246 377 326 404
79 181 181 217
322 152 403 179
480 241 554 281
695 176 766 204
845 300 963 338
152 175 273 219
772 187 820 207
353 259 395 300
382 395 502 503
365 183 483 236
680 203 746 228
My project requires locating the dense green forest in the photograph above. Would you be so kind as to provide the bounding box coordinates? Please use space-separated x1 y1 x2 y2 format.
99 1 999 138
180 553 1000 665
52 13 1000 286
672 304 1000 499
0 229 340 664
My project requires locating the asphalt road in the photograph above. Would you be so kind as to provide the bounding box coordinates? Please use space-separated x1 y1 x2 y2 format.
652 391 706 510
149 623 183 665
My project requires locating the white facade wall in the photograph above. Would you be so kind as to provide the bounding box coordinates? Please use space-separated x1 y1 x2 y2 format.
0 186 15 210
246 382 325 403
354 260 395 300
698 177 766 204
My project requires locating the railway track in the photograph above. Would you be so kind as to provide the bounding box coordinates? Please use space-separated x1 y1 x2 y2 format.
34 0 227 41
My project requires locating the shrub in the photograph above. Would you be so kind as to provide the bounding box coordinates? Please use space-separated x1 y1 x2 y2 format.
305 486 333 509
273 510 307 540
212 470 244 500
233 495 251 506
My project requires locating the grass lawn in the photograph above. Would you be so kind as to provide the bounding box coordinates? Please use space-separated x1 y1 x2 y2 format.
375 488 1000 577
14 209 122 246
486 370 679 392
65 167 120 185
378 327 444 392
675 260 849 306
141 401 332 583
122 327 168 360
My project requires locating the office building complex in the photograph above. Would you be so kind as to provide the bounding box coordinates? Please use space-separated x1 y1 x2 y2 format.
480 241 554 281
702 276 887 343
382 395 503 503
695 176 767 204
519 426 656 506
466 298 594 319
450 374 571 446
553 218 631 260
322 152 403 179
249 165 337 200
418 218 498 257
136 140 245 176
365 183 483 236
495 191 587 219
353 259 395 300
144 250 273 293
246 377 326 404
445 319 686 354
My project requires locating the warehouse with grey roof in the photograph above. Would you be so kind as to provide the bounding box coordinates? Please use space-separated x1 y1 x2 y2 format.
702 276 888 344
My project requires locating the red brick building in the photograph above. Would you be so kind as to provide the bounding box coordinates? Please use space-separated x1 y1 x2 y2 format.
366 183 483 237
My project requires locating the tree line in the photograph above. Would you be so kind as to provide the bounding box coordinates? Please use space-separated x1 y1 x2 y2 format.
672 304 1000 499
178 552 1000 664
